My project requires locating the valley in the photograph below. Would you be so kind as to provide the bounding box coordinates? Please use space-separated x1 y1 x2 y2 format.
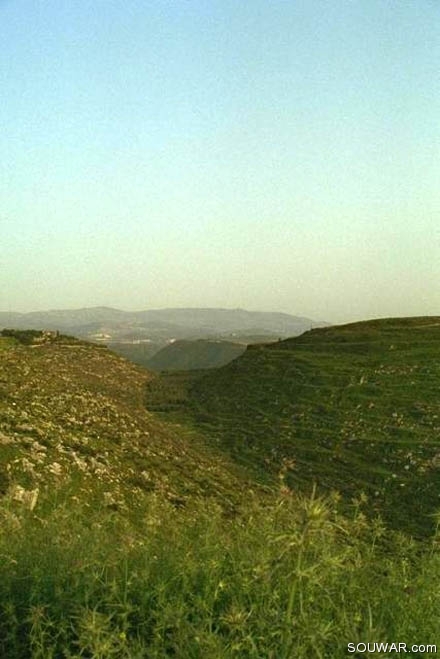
1 318 439 657
0 306 326 371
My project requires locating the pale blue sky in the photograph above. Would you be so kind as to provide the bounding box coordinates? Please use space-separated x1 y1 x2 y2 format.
1 0 439 322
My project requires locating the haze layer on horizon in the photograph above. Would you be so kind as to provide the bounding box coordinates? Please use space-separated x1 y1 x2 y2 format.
1 1 439 324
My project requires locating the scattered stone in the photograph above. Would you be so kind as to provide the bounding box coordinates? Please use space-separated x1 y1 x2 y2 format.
0 432 13 445
11 485 39 510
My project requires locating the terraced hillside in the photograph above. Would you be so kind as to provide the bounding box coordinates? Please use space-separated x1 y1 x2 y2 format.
146 317 440 535
0 333 254 514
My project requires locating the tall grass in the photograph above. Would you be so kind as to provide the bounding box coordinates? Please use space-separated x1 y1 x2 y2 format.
0 485 438 658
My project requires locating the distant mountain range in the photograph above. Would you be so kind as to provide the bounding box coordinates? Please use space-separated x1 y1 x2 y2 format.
0 306 327 339
0 307 328 369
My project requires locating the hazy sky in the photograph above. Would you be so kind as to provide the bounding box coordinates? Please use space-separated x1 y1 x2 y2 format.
1 1 439 323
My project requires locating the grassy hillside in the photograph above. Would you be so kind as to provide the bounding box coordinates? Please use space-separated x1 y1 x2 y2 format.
147 317 440 536
107 340 164 368
109 336 276 371
0 333 255 514
146 339 247 372
1 324 440 656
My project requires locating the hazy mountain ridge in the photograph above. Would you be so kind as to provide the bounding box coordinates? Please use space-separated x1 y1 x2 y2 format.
0 306 328 370
0 306 327 338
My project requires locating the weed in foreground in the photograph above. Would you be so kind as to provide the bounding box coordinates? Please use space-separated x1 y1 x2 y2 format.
0 485 438 658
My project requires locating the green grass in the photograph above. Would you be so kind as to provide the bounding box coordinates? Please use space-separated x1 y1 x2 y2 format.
2 319 440 656
146 339 247 372
0 336 17 351
145 318 440 536
1 483 439 658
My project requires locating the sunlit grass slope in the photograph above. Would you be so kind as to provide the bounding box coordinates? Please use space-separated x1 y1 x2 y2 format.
151 317 440 536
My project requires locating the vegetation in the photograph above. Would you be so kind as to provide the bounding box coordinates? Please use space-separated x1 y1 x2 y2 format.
0 335 252 511
146 317 440 536
0 336 17 351
1 329 49 345
110 336 273 372
1 483 439 658
1 318 440 656
146 339 247 372
107 340 162 368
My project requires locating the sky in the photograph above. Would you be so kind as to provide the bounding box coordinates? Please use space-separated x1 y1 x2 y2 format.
1 0 439 323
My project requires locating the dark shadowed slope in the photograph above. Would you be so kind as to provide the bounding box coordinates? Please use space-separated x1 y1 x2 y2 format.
146 339 247 372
